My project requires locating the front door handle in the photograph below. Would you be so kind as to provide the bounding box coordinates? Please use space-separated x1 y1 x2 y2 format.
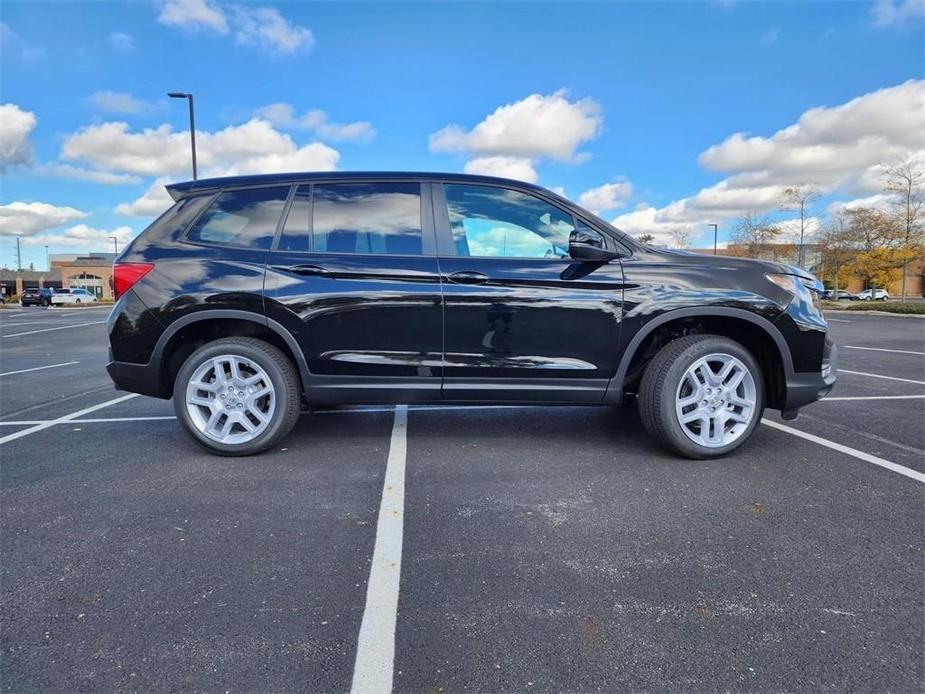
447 271 489 285
274 264 331 277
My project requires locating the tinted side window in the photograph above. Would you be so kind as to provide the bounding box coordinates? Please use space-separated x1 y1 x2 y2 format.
444 184 574 259
186 186 290 250
312 182 422 255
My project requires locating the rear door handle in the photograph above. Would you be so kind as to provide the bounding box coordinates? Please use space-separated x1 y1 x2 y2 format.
274 264 331 277
447 271 489 285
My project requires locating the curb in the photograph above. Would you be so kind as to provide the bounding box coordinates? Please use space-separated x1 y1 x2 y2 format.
825 309 925 319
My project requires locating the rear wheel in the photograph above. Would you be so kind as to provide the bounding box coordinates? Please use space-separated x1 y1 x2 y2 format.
173 337 301 456
638 334 764 459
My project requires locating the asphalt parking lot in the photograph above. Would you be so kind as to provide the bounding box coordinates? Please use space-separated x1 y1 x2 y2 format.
1 305 923 692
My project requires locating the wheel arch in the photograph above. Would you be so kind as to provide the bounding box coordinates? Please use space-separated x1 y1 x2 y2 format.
153 310 309 398
606 307 793 409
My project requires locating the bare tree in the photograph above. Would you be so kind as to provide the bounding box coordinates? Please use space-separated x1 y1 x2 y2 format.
729 212 781 258
635 233 656 244
817 210 855 295
781 186 821 268
883 158 925 300
668 226 694 249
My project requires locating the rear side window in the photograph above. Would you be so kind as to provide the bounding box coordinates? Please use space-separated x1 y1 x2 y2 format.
277 182 423 255
187 186 290 250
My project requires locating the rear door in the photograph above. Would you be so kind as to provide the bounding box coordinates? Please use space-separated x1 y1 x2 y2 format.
434 182 625 402
264 179 443 403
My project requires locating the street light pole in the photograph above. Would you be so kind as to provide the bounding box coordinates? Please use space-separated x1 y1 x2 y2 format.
109 236 119 255
709 224 718 255
168 92 197 180
45 245 50 271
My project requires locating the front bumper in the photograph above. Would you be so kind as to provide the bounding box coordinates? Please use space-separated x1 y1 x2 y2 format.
782 338 838 412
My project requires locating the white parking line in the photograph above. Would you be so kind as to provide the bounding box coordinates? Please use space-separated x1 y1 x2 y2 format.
2 321 106 338
351 405 408 694
826 318 851 323
822 395 925 401
0 361 80 377
762 419 925 483
843 345 925 356
839 369 925 385
71 415 177 423
0 393 138 445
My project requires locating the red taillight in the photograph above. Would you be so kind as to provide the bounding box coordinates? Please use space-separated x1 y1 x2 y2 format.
113 262 155 300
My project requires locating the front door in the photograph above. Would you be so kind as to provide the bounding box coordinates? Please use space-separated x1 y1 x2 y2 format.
265 180 444 403
434 182 625 402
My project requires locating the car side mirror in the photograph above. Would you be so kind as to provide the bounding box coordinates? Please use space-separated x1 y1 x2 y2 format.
568 228 620 261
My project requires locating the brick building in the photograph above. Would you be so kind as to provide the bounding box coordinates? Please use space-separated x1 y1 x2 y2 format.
1 253 117 300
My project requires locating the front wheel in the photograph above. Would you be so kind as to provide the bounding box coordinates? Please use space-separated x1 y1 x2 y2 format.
173 337 301 456
638 334 764 459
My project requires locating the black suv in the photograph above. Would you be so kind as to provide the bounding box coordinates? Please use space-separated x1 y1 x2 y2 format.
20 288 53 307
107 172 836 458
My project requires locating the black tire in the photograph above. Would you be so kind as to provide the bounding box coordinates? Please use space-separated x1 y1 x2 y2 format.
173 337 301 456
638 334 764 459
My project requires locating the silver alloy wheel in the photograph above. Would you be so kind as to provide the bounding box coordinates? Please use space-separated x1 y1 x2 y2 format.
185 354 276 445
675 352 757 448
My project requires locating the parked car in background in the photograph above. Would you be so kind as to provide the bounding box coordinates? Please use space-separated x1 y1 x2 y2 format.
823 289 859 301
106 171 837 460
857 289 890 301
20 288 54 307
51 288 99 305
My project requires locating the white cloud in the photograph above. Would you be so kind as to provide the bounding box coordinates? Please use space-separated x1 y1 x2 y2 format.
429 90 601 162
658 181 790 223
18 223 138 251
37 164 142 185
429 90 602 182
776 215 823 244
90 91 162 115
611 204 701 246
760 27 780 44
826 193 894 215
463 157 538 183
698 80 924 193
0 202 88 236
300 110 374 142
107 32 135 51
158 0 228 32
871 0 925 27
644 80 925 227
255 104 375 142
116 178 175 217
578 181 633 214
0 23 45 62
0 103 36 172
231 5 314 54
254 102 296 126
62 118 340 178
157 0 313 54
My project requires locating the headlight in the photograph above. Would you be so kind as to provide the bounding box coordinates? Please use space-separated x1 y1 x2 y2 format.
765 273 822 311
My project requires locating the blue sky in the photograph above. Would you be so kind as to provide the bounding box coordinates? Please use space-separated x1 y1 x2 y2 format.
1 0 923 269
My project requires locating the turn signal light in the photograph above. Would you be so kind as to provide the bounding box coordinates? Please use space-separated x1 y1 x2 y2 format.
113 262 155 300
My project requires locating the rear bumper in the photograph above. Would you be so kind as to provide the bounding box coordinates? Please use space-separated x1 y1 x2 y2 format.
782 338 838 412
107 355 165 398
